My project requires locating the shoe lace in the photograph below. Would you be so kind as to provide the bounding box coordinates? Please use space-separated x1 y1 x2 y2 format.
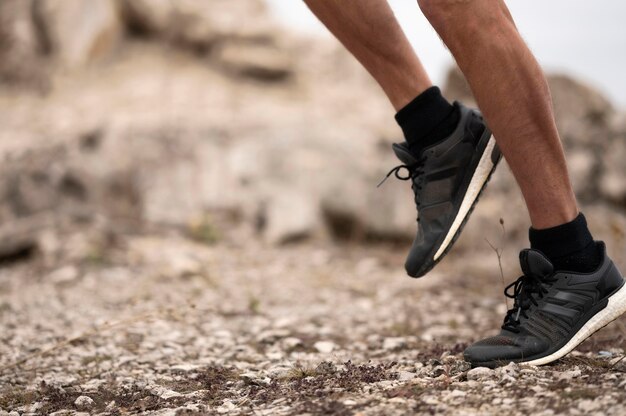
377 157 427 221
501 272 557 333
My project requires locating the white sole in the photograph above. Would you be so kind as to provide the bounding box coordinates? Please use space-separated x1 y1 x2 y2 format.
524 283 626 366
433 136 496 261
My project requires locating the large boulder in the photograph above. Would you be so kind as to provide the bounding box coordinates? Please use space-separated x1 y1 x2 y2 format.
35 0 123 67
118 0 273 47
118 0 293 80
0 0 47 87
600 135 626 206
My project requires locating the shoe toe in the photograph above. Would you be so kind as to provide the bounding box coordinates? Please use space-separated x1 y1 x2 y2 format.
404 238 434 277
464 334 549 366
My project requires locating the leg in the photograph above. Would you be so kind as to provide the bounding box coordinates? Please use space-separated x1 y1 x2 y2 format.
303 0 431 111
419 1 625 368
418 0 578 229
306 0 506 277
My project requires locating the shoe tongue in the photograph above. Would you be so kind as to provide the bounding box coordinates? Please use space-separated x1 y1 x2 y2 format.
519 249 554 278
392 142 419 165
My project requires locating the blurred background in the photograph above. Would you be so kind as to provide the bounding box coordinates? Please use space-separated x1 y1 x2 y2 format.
0 1 625 413
1 0 625 275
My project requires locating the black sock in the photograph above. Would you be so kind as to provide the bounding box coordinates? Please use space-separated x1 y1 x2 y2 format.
529 213 602 273
394 86 460 155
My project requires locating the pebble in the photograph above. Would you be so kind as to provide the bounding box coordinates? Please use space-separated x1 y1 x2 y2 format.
74 396 94 410
49 266 79 284
171 363 201 372
449 389 466 398
578 399 601 412
282 337 303 349
150 386 182 400
382 337 406 351
558 368 582 380
217 400 236 414
467 367 493 381
314 341 336 354
398 371 416 381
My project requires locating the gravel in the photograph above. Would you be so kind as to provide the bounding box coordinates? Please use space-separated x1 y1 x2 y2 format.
1 232 625 415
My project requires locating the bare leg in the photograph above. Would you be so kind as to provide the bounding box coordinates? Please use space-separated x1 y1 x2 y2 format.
303 0 431 111
418 0 578 229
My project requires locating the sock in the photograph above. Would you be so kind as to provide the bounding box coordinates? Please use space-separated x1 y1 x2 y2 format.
394 86 460 155
529 213 602 273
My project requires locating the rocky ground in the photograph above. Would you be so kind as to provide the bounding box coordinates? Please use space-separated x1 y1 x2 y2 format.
1 234 626 415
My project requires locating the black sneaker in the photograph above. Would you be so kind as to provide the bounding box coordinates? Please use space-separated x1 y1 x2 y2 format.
379 102 501 277
464 242 626 368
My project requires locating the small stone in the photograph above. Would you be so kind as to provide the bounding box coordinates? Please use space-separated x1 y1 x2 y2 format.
578 399 600 412
558 368 582 381
241 372 259 380
449 389 466 398
49 265 79 284
314 341 336 354
74 396 94 410
496 362 519 378
343 399 357 406
171 363 201 372
382 337 406 351
398 371 416 381
467 367 493 381
388 397 406 404
282 337 303 349
150 385 182 400
217 400 236 414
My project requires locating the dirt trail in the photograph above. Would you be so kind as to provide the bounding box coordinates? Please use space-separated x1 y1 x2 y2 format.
1 236 625 415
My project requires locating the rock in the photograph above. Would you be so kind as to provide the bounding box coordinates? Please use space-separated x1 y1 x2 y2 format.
549 74 615 148
217 400 236 414
256 329 290 344
449 389 466 398
150 385 182 400
578 399 601 412
282 337 303 349
48 265 79 284
558 368 582 381
566 149 596 198
262 189 319 244
313 341 336 354
0 0 48 87
36 0 123 66
600 138 626 206
397 371 416 381
382 337 406 351
496 362 519 378
73 395 94 410
217 42 293 82
442 66 474 105
467 367 493 381
119 0 272 47
170 363 201 372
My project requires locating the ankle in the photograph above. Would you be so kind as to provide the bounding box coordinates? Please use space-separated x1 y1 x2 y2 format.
395 86 460 154
529 212 602 273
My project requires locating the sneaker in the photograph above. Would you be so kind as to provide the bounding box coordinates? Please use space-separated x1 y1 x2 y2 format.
464 242 626 368
379 102 501 277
